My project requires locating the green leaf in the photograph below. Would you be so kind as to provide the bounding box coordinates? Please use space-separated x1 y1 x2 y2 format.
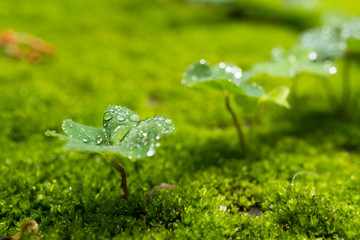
182 60 252 95
182 60 290 109
260 86 291 108
113 116 175 159
252 46 337 78
61 119 108 145
46 106 175 159
299 27 345 61
103 105 140 144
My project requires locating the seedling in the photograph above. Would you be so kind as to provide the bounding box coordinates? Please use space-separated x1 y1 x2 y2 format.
252 46 338 107
46 105 175 202
182 60 290 154
298 21 360 109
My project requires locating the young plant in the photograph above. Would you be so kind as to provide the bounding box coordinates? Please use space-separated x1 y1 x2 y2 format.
252 46 338 107
182 60 290 155
299 21 360 109
46 105 175 202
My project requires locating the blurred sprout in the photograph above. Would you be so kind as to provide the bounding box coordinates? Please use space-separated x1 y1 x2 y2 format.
182 60 290 155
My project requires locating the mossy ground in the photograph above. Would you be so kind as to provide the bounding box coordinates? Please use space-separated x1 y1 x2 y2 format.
1 0 360 239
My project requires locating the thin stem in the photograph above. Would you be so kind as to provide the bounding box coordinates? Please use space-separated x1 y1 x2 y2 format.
319 76 339 109
11 219 38 240
224 91 246 155
341 53 351 108
108 155 129 202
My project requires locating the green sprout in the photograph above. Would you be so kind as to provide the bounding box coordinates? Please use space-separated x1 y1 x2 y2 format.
252 46 338 107
182 60 290 155
46 105 175 202
298 21 360 110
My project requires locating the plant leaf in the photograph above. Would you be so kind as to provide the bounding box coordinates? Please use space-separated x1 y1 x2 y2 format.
113 116 175 159
260 86 290 108
103 105 140 144
61 119 108 145
252 46 337 78
299 27 345 61
46 106 175 159
182 60 252 95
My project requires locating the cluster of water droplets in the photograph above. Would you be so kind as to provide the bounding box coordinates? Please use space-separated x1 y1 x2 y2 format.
341 19 360 40
300 26 346 61
117 115 175 159
103 105 140 144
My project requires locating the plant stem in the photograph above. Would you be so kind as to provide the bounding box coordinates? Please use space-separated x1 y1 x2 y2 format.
341 53 351 108
108 155 129 202
224 91 246 155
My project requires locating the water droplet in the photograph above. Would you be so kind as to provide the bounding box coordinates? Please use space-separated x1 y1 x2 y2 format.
156 142 160 147
104 113 112 121
146 145 156 157
329 66 337 74
97 138 103 144
225 66 232 73
130 114 140 122
219 62 225 68
191 75 197 80
117 116 125 121
156 135 160 140
308 52 317 60
165 119 172 124
234 72 242 79
82 138 88 143
142 132 148 137
200 59 205 64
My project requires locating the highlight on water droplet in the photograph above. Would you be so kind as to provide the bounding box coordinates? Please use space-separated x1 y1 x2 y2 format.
146 145 156 157
104 112 112 121
234 72 242 79
82 138 88 143
200 59 206 64
130 114 140 122
308 52 317 60
329 66 337 74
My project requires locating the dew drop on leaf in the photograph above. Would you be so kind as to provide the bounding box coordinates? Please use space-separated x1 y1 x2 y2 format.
234 72 242 79
130 114 140 122
329 66 337 74
308 52 317 60
146 145 156 157
104 113 112 121
82 138 88 143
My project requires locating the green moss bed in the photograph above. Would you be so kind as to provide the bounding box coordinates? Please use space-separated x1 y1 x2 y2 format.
1 0 360 239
